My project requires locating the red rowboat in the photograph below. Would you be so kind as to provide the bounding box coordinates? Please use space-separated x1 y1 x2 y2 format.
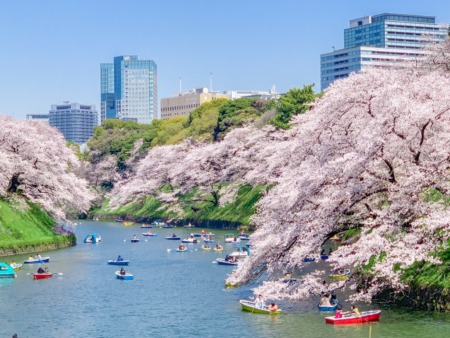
325 310 381 325
33 273 53 280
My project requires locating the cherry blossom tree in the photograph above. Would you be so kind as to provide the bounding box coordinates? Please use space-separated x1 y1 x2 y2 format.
227 65 450 302
0 116 93 219
109 58 450 302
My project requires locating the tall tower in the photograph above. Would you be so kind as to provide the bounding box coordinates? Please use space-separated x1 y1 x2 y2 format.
100 55 158 124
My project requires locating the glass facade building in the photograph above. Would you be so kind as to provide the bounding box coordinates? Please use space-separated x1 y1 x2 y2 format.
100 55 157 124
321 13 448 91
49 103 98 144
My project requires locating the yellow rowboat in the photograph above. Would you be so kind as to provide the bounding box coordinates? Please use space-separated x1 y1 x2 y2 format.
122 221 134 227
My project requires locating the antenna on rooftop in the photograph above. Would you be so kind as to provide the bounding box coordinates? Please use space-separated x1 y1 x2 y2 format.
179 77 182 93
209 72 213 92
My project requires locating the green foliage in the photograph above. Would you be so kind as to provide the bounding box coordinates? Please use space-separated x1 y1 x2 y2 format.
0 197 72 250
422 188 450 206
401 239 450 289
87 99 229 171
97 184 267 225
213 98 273 141
361 251 387 274
270 85 317 130
87 120 160 169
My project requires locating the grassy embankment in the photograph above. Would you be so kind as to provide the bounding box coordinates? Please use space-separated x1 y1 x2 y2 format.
92 184 267 229
0 197 75 256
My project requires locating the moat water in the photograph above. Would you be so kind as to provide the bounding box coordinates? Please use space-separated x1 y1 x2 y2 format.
1 221 450 337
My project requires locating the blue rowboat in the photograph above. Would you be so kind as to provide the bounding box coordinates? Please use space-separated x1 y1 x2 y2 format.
216 258 238 266
0 262 16 278
318 303 339 312
162 225 174 228
23 257 50 264
165 236 180 240
115 271 133 280
320 255 329 260
108 260 129 266
142 233 157 236
139 225 153 228
303 257 315 262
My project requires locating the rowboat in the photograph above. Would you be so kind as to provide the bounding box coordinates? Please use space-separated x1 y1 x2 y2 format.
23 257 50 264
162 225 174 228
165 236 180 240
229 246 250 259
139 224 153 228
318 302 339 312
320 255 329 260
0 262 16 278
115 271 133 280
182 237 198 243
325 310 381 325
176 246 187 252
84 234 102 243
216 258 238 266
224 234 240 244
239 300 281 314
202 244 212 251
214 245 224 252
9 262 23 270
303 257 315 262
130 238 140 243
329 274 349 281
142 232 157 236
107 260 129 266
33 273 53 280
122 221 134 227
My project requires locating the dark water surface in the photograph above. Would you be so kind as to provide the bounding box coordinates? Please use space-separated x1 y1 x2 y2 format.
1 221 450 337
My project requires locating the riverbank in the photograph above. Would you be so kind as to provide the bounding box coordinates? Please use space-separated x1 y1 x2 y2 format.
90 183 266 230
0 196 76 257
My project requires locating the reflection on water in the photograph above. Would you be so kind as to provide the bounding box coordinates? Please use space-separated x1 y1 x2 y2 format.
0 221 449 338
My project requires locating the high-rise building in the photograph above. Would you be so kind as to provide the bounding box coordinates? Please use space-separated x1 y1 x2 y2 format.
26 114 50 123
100 55 157 124
321 13 448 91
160 88 228 120
49 102 97 144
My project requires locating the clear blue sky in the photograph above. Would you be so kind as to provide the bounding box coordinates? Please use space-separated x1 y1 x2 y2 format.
0 0 448 120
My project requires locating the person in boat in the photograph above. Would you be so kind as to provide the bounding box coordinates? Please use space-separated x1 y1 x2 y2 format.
28 255 34 261
172 233 177 238
120 267 126 275
335 307 343 318
319 294 332 306
320 249 325 256
204 243 211 248
179 245 185 250
351 305 361 317
201 229 205 235
37 267 45 274
147 230 152 235
132 234 137 240
44 266 49 273
320 280 328 295
35 253 42 260
330 290 337 304
255 294 265 309
328 248 333 255
117 255 123 261
267 303 278 312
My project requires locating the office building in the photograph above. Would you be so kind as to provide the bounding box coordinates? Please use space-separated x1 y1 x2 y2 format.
49 102 97 144
100 55 157 124
321 13 448 91
26 114 50 123
160 88 227 120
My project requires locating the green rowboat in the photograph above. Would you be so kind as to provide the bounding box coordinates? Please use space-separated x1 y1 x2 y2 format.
240 300 281 314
